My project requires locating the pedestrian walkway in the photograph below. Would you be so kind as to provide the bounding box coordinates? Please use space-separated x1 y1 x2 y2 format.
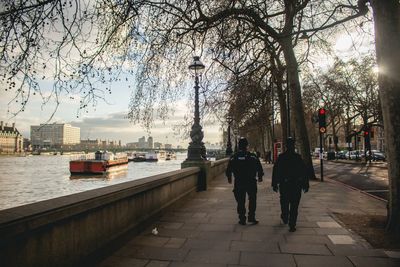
97 163 399 267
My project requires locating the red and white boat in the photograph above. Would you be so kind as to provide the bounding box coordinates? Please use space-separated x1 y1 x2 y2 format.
69 151 128 174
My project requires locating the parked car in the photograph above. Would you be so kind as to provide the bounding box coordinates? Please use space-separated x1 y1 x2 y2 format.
336 150 348 159
367 150 386 161
313 148 324 157
372 152 385 161
346 150 363 160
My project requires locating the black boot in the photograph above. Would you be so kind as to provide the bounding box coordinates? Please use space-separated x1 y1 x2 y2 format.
281 214 288 225
239 215 246 225
248 217 259 225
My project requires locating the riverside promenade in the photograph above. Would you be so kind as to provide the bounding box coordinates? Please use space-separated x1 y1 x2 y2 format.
97 163 399 267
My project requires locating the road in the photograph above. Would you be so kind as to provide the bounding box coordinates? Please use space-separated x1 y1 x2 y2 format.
313 160 389 201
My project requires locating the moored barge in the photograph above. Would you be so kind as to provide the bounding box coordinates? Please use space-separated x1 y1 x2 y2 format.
70 151 128 174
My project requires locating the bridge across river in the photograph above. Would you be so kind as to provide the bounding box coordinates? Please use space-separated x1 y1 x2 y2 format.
1 159 398 267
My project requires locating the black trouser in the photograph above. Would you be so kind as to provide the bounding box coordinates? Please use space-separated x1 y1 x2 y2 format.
233 181 257 221
279 183 302 227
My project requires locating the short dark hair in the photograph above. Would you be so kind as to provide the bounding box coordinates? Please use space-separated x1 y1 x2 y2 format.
286 137 295 150
238 137 248 150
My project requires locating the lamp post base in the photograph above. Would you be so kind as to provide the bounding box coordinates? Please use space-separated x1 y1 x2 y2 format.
181 160 211 191
186 142 205 161
226 147 233 157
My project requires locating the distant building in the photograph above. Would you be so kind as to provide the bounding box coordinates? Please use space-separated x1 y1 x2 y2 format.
138 136 147 148
126 142 139 149
148 136 153 149
366 126 385 152
80 139 102 150
31 123 80 149
164 143 172 149
101 140 107 149
0 121 23 153
154 142 162 149
80 139 122 150
137 136 154 149
205 142 222 150
323 124 385 152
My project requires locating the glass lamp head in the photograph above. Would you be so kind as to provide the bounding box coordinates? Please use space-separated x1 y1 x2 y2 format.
226 115 233 124
189 56 205 76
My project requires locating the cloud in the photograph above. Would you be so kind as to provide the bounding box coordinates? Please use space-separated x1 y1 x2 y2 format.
0 88 222 147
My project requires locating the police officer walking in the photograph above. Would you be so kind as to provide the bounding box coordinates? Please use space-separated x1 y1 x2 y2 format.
272 137 309 232
226 138 264 225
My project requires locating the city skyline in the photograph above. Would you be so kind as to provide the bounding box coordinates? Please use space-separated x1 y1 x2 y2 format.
0 116 222 148
0 89 223 147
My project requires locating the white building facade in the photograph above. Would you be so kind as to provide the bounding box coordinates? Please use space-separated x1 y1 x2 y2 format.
31 123 80 149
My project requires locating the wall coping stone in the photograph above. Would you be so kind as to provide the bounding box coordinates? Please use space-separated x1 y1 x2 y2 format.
211 158 229 167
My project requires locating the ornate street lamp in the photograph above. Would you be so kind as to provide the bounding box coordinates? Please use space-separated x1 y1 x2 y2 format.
186 56 206 160
226 115 233 156
233 127 239 153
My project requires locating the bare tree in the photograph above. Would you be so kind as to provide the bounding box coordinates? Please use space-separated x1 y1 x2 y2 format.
303 71 346 152
226 71 272 156
303 56 380 153
0 0 144 120
1 1 371 180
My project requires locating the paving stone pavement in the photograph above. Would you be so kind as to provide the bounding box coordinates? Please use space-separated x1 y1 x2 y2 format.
97 163 400 267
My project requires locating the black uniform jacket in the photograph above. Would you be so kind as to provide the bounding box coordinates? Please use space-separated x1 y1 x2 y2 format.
226 151 264 185
271 151 309 189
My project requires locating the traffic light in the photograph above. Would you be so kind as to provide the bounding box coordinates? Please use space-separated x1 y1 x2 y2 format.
364 129 370 139
364 127 371 148
318 108 326 133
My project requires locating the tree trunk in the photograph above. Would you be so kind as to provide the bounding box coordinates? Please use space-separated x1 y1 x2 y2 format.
370 0 400 238
332 120 339 152
263 93 272 158
332 121 338 152
260 125 266 158
268 125 273 156
281 37 316 179
275 76 288 145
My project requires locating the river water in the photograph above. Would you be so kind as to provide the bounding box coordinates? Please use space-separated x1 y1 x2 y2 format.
0 153 188 210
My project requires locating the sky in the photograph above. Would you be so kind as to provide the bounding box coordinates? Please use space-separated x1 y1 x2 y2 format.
0 23 374 147
0 82 223 147
0 65 225 147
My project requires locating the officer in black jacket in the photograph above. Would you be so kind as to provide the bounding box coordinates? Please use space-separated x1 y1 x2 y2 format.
272 137 309 232
226 138 264 225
